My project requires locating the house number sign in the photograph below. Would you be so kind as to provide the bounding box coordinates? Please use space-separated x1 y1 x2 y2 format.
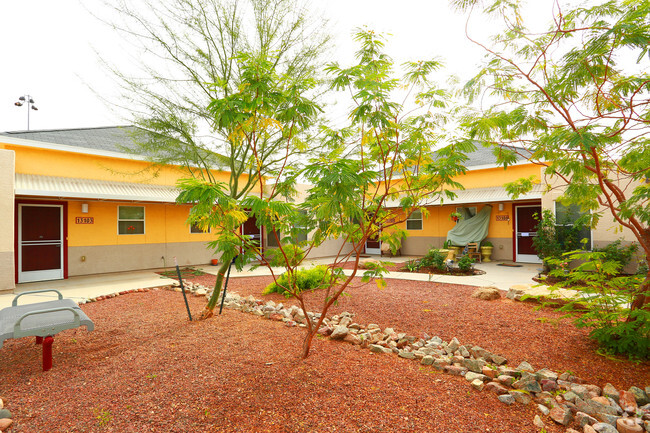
75 217 94 224
496 215 510 221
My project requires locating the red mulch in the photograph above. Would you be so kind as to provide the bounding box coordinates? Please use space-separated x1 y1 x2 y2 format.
0 274 647 432
198 274 650 390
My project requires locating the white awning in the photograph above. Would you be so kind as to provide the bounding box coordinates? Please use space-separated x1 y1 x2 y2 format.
386 184 544 208
15 173 180 203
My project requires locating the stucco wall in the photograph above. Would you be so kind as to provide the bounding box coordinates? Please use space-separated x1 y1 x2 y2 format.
68 241 217 276
0 150 15 293
541 175 641 245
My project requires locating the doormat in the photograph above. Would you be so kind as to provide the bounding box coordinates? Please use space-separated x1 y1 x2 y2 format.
497 263 523 267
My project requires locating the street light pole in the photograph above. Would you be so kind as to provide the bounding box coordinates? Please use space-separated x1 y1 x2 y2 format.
14 95 38 130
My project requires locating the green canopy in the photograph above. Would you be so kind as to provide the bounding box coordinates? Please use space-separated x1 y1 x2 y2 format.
446 205 492 246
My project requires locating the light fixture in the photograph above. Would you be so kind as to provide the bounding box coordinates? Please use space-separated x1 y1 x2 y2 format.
81 203 89 213
498 203 504 211
14 94 38 130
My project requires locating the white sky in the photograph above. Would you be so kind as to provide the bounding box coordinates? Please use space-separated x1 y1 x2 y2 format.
0 0 562 132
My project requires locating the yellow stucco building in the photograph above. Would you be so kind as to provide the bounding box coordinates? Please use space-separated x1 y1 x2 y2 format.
0 126 239 292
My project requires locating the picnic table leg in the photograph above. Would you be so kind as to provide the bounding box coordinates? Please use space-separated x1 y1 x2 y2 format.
42 336 54 371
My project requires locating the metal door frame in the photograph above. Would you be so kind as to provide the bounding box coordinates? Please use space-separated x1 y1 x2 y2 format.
513 204 542 264
17 203 65 283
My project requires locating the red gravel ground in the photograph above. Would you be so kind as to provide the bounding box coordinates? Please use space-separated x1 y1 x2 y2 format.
0 276 647 432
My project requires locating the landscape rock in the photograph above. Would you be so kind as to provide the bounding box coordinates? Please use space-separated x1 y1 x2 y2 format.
0 419 12 431
533 414 545 429
538 404 550 416
584 425 598 433
497 375 515 387
509 390 532 405
616 418 644 433
550 405 574 425
485 382 509 395
482 366 497 379
471 286 501 301
536 368 559 381
369 344 391 354
513 376 542 393
506 287 525 300
330 325 349 340
443 365 467 376
603 384 619 402
461 358 487 373
498 394 515 405
516 361 534 372
629 387 649 406
576 411 598 427
592 422 618 433
0 410 10 419
471 379 485 391
621 391 639 414
398 351 416 360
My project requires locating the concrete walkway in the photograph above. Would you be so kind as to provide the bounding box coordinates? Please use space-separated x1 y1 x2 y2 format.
197 257 543 291
1 257 544 309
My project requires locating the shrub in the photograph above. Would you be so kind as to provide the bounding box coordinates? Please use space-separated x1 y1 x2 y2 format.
404 259 421 272
263 265 335 297
457 255 475 272
533 209 590 271
266 244 305 268
593 240 638 275
421 248 446 271
545 251 649 360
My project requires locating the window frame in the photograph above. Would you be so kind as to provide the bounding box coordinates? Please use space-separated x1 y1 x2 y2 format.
406 209 423 231
117 205 145 235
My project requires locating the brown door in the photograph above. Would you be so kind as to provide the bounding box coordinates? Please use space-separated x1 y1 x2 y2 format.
241 215 263 258
19 204 64 282
515 205 541 263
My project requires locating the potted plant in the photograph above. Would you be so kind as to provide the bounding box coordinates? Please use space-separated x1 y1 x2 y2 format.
480 241 494 262
450 211 462 223
444 240 461 259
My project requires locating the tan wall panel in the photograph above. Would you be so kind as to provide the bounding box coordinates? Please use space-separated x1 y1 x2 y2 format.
0 150 15 292
0 252 15 294
401 236 514 261
542 175 640 245
68 242 217 276
305 238 353 259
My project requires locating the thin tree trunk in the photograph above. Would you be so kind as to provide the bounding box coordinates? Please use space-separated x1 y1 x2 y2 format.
198 260 231 320
301 329 316 359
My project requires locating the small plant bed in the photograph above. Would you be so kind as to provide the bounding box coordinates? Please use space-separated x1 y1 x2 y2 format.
400 248 484 276
404 264 486 277
157 266 206 279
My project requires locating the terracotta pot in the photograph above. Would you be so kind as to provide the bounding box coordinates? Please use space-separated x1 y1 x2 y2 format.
211 259 219 266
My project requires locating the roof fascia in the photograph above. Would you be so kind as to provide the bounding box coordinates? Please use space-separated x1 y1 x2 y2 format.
0 135 147 161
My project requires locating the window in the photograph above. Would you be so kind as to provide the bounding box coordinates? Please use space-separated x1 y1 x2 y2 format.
406 209 423 230
555 202 591 249
118 206 145 235
267 229 280 248
190 223 210 234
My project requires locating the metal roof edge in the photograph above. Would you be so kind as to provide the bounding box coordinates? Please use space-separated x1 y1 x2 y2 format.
0 134 147 161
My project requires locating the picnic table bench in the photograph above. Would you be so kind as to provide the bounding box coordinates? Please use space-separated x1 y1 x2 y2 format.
0 289 94 371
